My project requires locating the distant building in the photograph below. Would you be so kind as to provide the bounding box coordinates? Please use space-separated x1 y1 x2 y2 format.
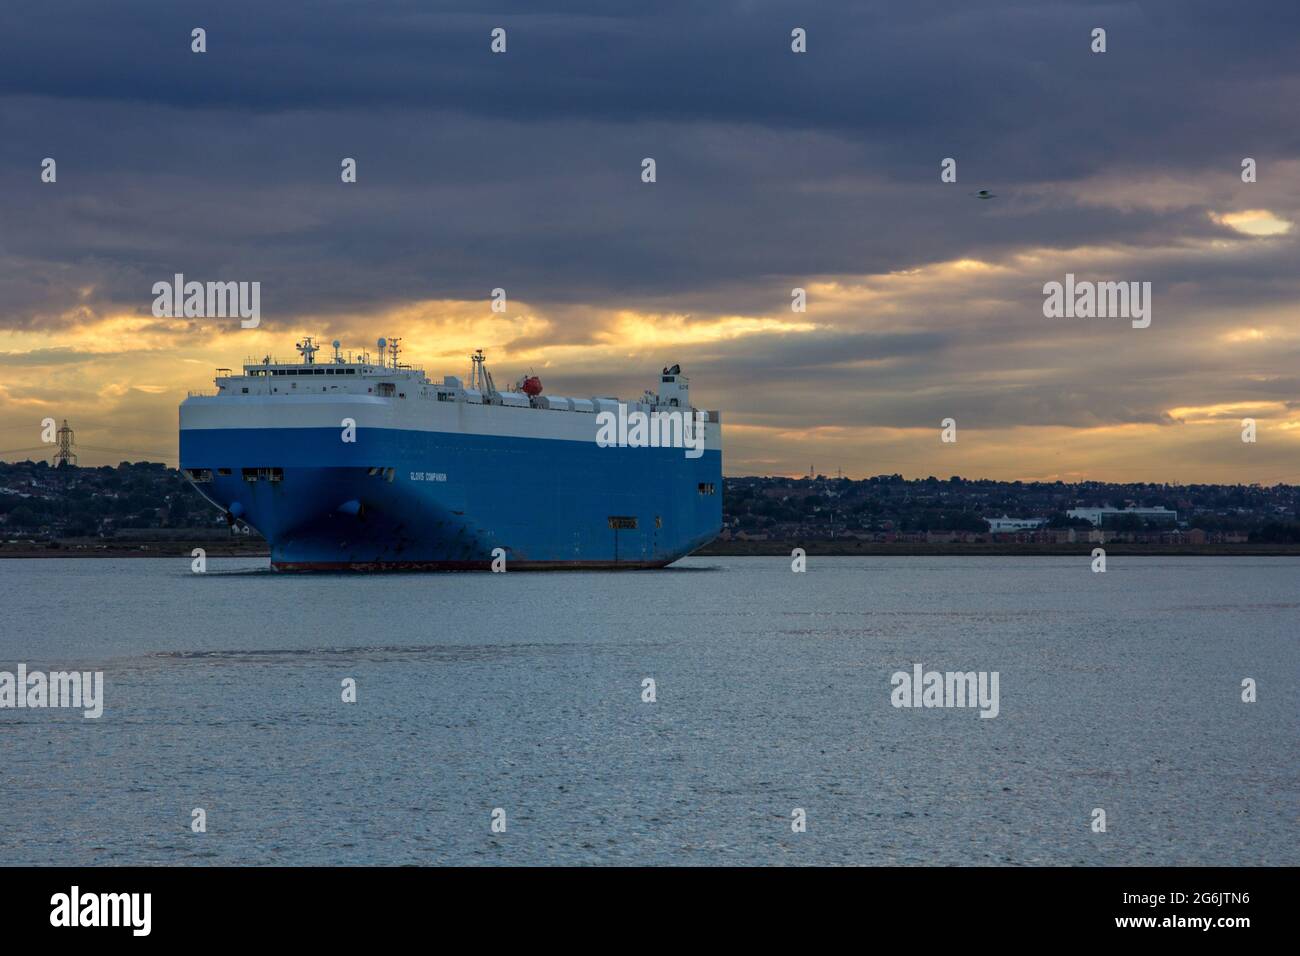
986 515 1046 533
1067 506 1177 527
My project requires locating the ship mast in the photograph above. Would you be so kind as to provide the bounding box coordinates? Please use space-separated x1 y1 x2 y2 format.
469 348 498 396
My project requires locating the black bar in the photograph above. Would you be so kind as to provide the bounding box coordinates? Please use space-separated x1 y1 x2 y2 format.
0 866 1286 941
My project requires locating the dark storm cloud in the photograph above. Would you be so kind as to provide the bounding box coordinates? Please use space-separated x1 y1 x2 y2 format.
1 0 1298 475
3 0 1298 321
7 2 1299 151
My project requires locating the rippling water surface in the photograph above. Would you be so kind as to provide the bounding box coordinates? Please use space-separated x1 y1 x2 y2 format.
1 556 1296 865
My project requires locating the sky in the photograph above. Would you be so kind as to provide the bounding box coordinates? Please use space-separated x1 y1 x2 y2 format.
1 0 1297 482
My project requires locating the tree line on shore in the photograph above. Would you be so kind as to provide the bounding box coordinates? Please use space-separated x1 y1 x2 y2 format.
1 460 1298 544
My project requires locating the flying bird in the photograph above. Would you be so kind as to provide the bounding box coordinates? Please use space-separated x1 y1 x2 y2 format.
971 189 996 200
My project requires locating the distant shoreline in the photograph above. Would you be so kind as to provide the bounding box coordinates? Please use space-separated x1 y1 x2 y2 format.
696 540 1300 557
2 537 1299 559
0 537 269 559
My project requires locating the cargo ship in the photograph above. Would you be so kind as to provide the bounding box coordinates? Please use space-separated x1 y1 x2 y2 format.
179 337 722 570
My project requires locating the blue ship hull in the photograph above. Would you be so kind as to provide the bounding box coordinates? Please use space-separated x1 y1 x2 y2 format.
180 426 722 570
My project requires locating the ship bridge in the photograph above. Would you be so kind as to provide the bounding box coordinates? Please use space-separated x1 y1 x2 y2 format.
193 335 722 461
206 336 716 420
214 336 431 399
